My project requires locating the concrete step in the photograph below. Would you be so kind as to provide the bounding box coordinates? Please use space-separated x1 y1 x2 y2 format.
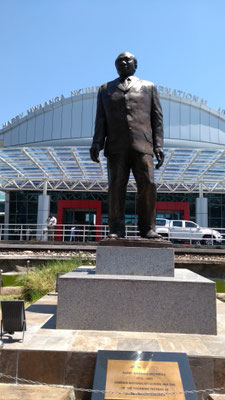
0 383 75 399
208 395 225 400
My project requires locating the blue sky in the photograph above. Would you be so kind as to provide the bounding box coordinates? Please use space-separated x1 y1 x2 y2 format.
0 0 225 126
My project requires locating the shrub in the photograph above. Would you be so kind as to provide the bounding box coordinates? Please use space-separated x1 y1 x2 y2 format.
21 257 81 302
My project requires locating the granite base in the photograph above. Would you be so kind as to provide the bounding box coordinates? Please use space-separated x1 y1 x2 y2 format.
99 238 172 247
95 246 174 276
56 269 217 335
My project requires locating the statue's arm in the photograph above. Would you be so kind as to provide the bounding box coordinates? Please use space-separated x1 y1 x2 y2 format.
151 85 164 168
90 87 106 163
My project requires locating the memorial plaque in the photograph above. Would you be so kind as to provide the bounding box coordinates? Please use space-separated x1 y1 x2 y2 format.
105 360 184 400
91 351 197 400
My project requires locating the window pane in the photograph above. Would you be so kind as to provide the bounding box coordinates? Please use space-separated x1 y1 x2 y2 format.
173 221 182 227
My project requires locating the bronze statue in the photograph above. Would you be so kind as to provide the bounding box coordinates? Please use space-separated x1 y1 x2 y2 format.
90 52 164 239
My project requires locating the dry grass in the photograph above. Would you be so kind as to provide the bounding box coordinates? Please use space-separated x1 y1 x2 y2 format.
21 258 82 302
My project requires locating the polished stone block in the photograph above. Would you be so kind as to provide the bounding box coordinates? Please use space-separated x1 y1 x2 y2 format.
56 269 217 335
95 246 174 276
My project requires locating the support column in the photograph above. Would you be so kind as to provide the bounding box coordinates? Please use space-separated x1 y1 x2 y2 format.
36 181 50 240
3 192 10 240
196 183 208 227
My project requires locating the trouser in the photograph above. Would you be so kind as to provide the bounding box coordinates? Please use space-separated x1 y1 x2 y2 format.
48 227 55 241
107 150 156 237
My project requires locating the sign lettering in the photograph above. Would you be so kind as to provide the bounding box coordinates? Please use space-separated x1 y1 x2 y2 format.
2 84 225 129
105 360 185 400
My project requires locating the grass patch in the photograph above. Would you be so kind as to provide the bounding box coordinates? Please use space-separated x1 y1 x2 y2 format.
1 274 24 287
213 279 225 293
0 294 20 301
21 257 82 303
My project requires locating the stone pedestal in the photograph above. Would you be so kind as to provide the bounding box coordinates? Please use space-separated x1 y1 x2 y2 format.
56 239 217 335
96 246 174 276
56 269 216 334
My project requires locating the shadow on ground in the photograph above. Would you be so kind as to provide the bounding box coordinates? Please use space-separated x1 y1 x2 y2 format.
27 304 57 314
41 314 56 329
1 334 24 344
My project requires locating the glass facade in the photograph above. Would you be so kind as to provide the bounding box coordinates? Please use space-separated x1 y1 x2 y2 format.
8 190 225 228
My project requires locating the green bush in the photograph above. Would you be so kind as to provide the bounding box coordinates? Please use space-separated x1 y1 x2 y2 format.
21 258 81 302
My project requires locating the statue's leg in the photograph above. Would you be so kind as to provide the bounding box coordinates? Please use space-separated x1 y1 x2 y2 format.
107 154 130 237
132 152 157 237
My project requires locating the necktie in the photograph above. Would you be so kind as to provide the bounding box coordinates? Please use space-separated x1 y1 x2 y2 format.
121 77 130 89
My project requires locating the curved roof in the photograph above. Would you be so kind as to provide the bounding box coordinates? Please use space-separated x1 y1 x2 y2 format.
0 146 225 193
1 87 225 149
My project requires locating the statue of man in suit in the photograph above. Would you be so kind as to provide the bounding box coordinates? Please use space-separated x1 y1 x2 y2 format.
90 52 164 239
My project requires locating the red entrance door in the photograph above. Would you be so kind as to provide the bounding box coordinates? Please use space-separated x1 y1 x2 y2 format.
56 200 102 241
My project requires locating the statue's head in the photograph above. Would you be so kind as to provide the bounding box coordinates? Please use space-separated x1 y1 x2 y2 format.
115 52 137 77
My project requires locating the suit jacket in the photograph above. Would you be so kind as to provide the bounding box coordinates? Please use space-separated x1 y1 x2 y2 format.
91 76 163 157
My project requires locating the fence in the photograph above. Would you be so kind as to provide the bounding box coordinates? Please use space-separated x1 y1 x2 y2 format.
0 223 225 245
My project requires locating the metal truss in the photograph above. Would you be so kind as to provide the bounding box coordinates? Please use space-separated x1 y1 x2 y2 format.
1 147 225 193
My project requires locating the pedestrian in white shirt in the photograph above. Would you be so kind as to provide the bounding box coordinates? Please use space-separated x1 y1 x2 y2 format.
46 213 57 241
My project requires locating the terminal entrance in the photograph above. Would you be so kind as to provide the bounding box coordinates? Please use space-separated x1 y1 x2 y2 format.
156 202 190 221
156 211 182 220
64 209 96 225
57 200 102 241
63 209 97 241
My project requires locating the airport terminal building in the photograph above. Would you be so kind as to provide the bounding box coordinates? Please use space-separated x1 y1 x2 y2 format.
1 84 225 235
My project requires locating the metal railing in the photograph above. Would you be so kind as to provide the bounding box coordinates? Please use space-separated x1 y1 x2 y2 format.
0 223 107 242
0 223 225 245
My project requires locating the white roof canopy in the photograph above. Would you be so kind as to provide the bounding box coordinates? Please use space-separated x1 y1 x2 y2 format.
0 146 225 193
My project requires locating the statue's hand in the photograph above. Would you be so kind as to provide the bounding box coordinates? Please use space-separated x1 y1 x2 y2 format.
90 147 100 163
155 149 164 169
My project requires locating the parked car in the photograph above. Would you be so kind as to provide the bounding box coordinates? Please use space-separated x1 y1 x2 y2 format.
155 218 223 245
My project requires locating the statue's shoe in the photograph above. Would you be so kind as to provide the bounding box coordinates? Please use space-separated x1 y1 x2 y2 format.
108 233 119 239
144 230 163 240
